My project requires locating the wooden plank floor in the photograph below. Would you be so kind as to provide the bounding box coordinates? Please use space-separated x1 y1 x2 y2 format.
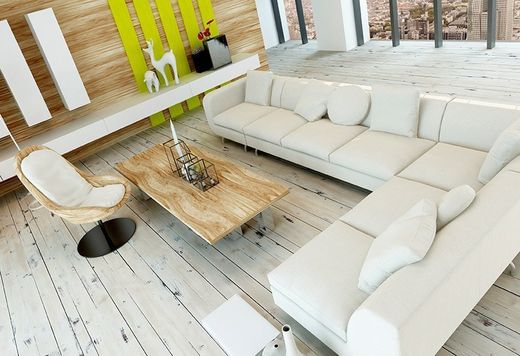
267 40 520 105
1 108 520 355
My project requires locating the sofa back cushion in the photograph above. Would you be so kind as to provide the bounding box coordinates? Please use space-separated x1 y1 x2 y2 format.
369 85 421 137
245 70 273 106
328 85 371 125
440 99 520 152
294 80 335 121
417 94 452 141
280 78 311 111
270 76 287 108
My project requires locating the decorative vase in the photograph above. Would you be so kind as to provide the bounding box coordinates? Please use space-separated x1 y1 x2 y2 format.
282 324 302 356
204 34 232 69
262 336 285 356
192 47 212 73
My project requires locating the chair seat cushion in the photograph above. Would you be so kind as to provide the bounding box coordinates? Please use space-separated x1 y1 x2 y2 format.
243 108 307 145
21 149 92 207
399 143 487 191
341 176 446 237
80 184 126 208
268 221 372 342
329 131 435 181
281 119 367 161
213 103 276 133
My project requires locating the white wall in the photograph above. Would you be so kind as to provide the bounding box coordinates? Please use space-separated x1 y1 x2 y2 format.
255 0 289 49
311 0 369 51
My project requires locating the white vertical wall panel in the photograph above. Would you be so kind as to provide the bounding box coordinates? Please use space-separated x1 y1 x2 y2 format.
26 8 90 111
0 115 9 138
0 20 51 126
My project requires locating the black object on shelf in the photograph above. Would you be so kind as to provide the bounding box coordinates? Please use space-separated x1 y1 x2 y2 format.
204 35 232 70
192 48 213 73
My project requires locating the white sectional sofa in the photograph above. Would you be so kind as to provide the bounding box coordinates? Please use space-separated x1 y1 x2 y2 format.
203 75 520 356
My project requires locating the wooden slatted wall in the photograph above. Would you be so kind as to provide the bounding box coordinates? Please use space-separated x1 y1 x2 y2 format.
0 0 267 147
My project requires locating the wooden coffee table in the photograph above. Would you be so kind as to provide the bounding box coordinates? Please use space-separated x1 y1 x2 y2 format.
115 144 289 244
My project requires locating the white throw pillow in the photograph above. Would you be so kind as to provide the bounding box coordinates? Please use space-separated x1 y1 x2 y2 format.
294 81 335 121
369 84 420 137
479 118 520 184
437 185 476 229
327 85 371 125
21 149 93 207
358 199 437 294
245 70 274 106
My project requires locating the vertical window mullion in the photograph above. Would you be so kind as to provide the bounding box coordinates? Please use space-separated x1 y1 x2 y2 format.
487 0 496 49
434 0 443 47
389 0 400 46
294 0 308 44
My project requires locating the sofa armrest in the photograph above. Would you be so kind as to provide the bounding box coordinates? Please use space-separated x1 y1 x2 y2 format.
202 78 246 124
346 195 520 356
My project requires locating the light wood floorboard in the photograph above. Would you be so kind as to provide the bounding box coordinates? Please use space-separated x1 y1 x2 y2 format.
0 108 519 355
267 40 520 105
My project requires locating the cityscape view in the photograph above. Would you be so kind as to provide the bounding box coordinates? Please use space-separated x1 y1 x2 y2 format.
284 0 520 41
368 0 520 40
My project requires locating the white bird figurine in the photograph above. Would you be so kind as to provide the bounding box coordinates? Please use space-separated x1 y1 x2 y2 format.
142 39 180 86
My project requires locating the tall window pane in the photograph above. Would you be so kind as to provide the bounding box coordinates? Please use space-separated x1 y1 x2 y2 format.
368 0 392 39
442 0 468 40
284 0 317 40
397 0 434 40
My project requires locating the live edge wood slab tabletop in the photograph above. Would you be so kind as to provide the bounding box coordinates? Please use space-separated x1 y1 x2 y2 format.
115 144 289 244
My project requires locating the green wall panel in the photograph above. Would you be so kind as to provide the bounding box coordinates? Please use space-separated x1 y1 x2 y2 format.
133 0 184 121
155 0 200 110
108 0 165 126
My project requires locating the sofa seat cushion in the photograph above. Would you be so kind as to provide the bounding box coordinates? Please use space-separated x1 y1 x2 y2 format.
243 108 307 145
341 177 446 236
213 103 276 133
268 221 372 341
281 119 367 161
399 143 487 191
329 131 435 181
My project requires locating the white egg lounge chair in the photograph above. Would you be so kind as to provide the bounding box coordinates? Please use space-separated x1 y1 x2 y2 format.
15 145 135 258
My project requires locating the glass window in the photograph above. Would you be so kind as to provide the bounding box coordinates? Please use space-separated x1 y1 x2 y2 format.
368 0 393 39
442 0 468 40
283 0 317 40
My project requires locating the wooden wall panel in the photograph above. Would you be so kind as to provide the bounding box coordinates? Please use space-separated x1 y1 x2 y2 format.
0 0 268 148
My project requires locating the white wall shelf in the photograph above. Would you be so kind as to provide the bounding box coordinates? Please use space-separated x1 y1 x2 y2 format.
0 52 260 181
0 20 52 126
26 8 91 111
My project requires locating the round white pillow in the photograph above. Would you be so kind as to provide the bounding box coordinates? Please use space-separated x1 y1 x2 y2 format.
437 185 476 229
327 85 370 125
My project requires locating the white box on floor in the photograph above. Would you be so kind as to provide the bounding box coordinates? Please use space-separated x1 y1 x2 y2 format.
202 294 279 356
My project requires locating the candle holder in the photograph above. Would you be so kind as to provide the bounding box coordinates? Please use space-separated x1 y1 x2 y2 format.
186 158 220 191
164 139 194 181
163 140 219 190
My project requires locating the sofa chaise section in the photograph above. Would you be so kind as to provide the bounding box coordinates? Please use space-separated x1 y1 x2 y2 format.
268 220 373 353
269 168 520 355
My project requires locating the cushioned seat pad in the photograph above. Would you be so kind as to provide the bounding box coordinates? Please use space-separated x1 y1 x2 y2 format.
80 184 126 208
22 149 93 207
213 102 276 133
243 108 307 145
399 143 487 191
329 131 435 181
281 120 367 161
268 221 372 341
341 177 446 237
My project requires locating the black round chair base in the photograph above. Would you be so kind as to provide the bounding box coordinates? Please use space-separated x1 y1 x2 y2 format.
77 218 136 258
